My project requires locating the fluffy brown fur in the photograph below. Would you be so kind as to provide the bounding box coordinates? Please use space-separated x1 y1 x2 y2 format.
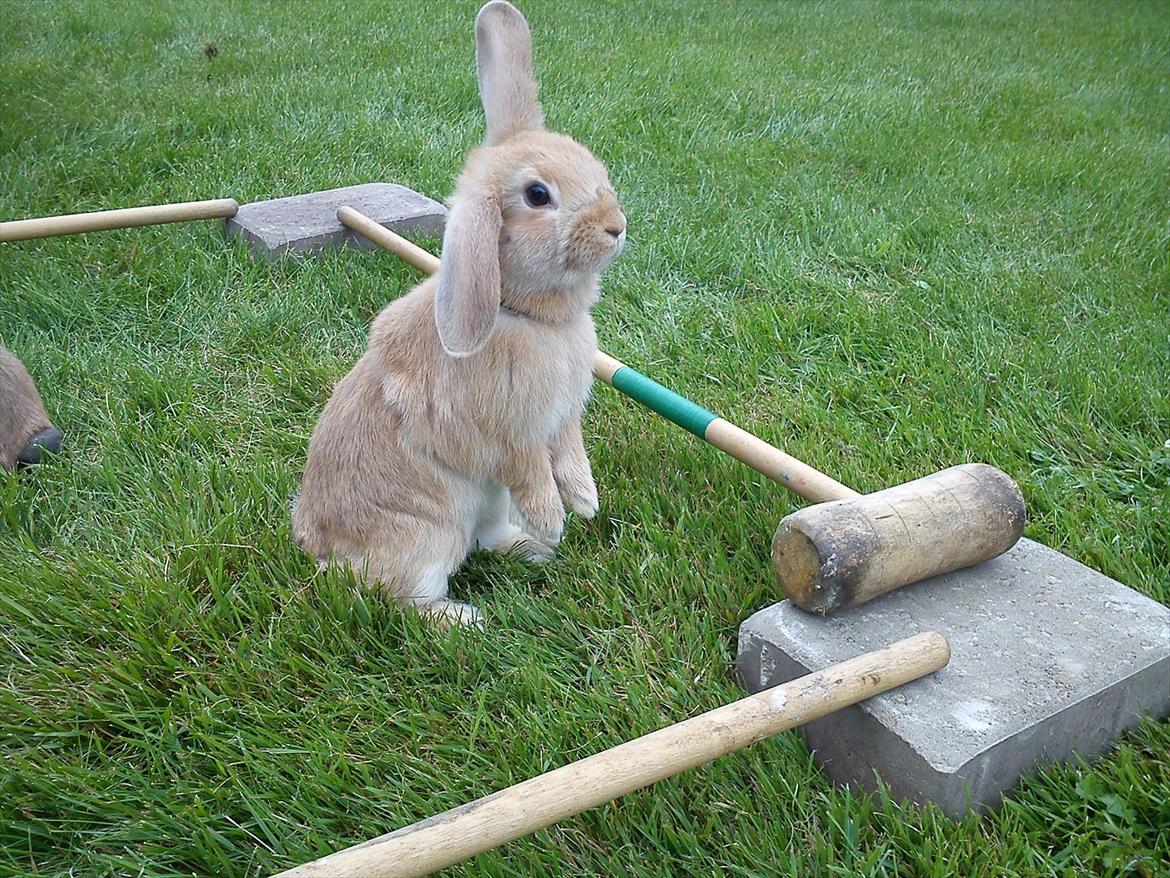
292 1 626 626
0 346 59 472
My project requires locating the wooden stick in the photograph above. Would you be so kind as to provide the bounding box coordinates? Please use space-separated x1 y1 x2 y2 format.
336 207 856 504
0 198 240 242
273 631 950 878
337 206 440 273
591 351 857 503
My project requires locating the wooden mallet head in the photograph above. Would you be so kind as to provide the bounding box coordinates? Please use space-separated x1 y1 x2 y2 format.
772 463 1026 613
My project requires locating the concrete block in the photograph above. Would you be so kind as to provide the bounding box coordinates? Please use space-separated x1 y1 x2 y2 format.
226 183 446 260
737 538 1170 817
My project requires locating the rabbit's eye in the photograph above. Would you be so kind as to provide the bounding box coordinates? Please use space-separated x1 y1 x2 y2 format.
524 183 552 208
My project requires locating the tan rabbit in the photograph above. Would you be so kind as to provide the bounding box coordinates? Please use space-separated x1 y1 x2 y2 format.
1 345 63 472
292 0 626 627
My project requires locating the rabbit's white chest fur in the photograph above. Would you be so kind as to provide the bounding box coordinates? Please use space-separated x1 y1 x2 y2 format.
367 280 597 479
473 310 596 441
415 310 596 476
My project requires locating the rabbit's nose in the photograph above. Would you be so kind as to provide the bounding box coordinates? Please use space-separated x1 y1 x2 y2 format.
605 208 627 239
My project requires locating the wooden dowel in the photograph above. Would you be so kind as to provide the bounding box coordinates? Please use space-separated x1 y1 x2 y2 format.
703 417 858 502
337 207 854 504
592 350 857 503
0 198 240 242
273 631 949 878
337 206 440 273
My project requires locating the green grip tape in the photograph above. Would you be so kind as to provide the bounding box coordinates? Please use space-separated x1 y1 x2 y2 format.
609 366 719 438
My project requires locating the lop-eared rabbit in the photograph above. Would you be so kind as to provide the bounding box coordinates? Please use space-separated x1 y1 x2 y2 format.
293 1 626 627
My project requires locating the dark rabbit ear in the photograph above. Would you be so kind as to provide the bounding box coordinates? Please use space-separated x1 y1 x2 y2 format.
475 1 545 145
434 193 502 358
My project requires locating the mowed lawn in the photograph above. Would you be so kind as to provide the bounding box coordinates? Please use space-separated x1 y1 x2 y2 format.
2 1 1168 875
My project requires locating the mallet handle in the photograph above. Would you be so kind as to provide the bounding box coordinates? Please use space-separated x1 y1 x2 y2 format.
0 198 240 242
338 205 440 273
273 631 949 878
592 351 857 503
337 208 857 504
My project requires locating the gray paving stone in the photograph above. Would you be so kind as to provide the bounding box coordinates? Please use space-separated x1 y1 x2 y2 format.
226 183 446 260
737 538 1170 817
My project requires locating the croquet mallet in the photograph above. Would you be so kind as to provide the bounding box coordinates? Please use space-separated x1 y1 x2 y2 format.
337 206 1026 614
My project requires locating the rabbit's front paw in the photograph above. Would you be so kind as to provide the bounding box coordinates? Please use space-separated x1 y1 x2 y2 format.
514 486 565 545
554 457 598 519
558 476 598 519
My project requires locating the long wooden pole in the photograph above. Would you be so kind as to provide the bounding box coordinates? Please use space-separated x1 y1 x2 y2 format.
336 207 856 504
273 630 949 878
0 198 240 242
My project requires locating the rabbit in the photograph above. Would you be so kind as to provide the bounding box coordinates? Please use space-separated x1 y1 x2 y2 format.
291 0 626 628
1 345 63 472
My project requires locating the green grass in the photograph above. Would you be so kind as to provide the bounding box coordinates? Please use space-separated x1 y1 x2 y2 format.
2 0 1168 875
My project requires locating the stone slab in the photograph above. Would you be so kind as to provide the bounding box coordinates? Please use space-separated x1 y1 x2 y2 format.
737 537 1170 817
225 183 446 260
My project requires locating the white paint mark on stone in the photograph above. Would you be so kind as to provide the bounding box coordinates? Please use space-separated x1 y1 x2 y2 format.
1056 655 1087 675
951 699 1000 733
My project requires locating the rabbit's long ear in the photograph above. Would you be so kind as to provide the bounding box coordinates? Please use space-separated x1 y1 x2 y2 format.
435 193 502 358
476 1 545 145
